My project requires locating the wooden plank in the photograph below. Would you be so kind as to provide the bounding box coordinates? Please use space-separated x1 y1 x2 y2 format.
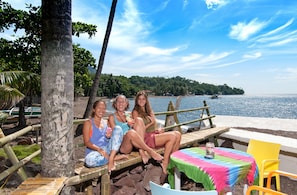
180 126 230 148
11 177 66 195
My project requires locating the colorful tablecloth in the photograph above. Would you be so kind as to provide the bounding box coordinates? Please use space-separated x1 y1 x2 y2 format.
168 147 259 193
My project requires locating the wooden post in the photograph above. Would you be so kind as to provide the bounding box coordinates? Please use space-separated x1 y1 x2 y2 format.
165 101 181 132
86 182 93 195
101 173 110 195
203 100 214 128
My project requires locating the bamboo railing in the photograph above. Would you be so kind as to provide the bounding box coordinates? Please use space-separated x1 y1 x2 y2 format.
0 119 87 182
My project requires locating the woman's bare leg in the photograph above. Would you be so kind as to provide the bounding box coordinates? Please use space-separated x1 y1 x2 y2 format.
120 130 163 161
108 152 128 173
120 134 134 154
173 131 182 152
133 118 150 163
114 154 129 161
155 132 178 174
108 150 117 172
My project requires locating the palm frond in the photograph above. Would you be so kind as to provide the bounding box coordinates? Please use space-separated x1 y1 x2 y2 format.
0 71 27 85
0 111 9 124
0 85 25 109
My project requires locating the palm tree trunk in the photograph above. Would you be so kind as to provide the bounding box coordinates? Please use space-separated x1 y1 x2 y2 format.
41 0 74 193
75 0 118 137
83 0 118 118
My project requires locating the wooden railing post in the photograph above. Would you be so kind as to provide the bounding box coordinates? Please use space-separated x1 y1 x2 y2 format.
165 101 181 132
203 100 214 128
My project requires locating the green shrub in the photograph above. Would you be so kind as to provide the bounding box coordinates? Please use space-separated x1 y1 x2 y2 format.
0 144 41 164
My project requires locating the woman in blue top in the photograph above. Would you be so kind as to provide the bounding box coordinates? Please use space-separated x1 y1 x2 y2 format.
83 99 127 172
108 95 163 164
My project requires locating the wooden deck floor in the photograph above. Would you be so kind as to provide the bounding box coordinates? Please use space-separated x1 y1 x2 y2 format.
11 177 66 195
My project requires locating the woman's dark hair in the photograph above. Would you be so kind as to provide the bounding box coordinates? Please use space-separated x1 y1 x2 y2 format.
91 99 106 117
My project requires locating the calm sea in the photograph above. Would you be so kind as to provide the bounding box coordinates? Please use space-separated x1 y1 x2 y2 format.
106 94 297 123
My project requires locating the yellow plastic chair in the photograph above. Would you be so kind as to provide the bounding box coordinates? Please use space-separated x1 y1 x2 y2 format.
247 139 281 194
246 170 297 195
267 170 297 189
246 185 287 195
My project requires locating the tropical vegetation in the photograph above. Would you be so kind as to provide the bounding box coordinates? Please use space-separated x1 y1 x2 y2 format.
0 1 96 126
95 74 244 98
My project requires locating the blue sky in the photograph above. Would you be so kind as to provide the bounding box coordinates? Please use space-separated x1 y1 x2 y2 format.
7 0 297 95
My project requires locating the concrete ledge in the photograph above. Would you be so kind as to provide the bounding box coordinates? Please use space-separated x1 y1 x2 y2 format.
213 115 297 132
219 128 297 155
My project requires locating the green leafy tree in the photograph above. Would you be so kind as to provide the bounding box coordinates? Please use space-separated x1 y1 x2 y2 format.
97 74 244 97
73 44 96 96
0 1 97 97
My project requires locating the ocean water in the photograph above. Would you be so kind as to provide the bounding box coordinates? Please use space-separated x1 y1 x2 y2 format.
106 94 297 124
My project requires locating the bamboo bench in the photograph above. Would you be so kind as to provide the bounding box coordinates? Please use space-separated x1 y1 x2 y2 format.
64 126 230 194
6 100 229 194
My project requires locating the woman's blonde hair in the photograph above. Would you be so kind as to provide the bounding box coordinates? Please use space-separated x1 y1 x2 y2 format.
112 94 129 111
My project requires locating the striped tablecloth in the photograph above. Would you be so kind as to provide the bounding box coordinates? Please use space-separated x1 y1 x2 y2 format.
168 147 259 193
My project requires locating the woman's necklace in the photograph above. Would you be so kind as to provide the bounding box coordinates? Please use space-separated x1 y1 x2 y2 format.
116 112 126 123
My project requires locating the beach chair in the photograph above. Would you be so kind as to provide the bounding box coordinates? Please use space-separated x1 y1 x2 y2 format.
246 185 286 195
149 181 218 195
247 139 281 195
266 170 297 194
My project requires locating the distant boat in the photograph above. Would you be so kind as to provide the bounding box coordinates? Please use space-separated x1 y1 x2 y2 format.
210 94 219 99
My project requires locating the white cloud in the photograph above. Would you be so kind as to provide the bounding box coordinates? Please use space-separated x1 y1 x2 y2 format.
73 0 153 55
183 0 189 10
229 18 267 41
267 37 297 47
184 52 232 64
158 0 170 11
181 54 203 62
258 18 294 39
137 46 179 56
253 19 297 46
272 67 297 83
205 0 229 10
243 52 262 59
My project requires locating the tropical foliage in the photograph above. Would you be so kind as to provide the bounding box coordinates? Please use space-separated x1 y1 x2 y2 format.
0 1 97 101
0 71 39 109
93 74 244 98
0 1 96 127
